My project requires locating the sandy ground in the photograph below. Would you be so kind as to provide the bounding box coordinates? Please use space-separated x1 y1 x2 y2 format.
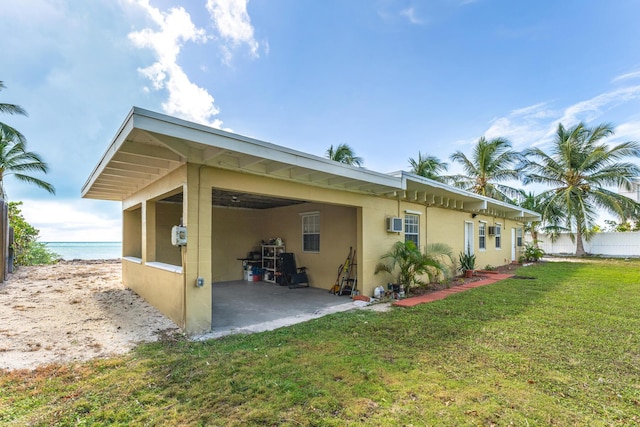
0 260 179 372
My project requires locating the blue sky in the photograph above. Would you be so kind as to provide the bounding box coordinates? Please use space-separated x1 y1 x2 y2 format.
2 0 640 241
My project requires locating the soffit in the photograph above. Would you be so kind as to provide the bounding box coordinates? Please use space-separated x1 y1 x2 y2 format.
399 173 541 222
81 108 402 201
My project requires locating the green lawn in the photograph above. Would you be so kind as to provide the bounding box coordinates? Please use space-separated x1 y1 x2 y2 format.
2 259 639 426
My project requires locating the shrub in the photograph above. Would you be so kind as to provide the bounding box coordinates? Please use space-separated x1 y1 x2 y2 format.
458 250 476 273
8 201 59 267
375 241 453 292
523 243 544 262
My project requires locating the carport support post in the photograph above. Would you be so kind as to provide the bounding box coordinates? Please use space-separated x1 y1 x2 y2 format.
183 164 213 334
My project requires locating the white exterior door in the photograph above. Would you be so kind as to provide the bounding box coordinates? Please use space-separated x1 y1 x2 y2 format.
464 222 474 255
511 228 517 262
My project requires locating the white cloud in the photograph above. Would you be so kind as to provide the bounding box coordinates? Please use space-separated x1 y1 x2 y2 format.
206 0 260 63
399 7 423 25
557 85 640 128
484 102 557 149
20 199 122 242
609 121 640 143
480 85 640 151
128 0 224 128
612 70 640 83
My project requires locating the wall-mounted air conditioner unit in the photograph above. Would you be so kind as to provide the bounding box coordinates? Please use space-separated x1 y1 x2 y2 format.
387 217 403 233
487 226 496 236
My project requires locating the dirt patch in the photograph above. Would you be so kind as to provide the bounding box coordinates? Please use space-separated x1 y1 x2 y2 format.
0 260 179 372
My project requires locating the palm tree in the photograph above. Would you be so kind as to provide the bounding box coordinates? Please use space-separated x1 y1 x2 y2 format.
449 136 522 202
325 143 363 166
0 82 54 198
522 122 640 256
0 81 27 144
374 240 453 292
0 126 55 198
408 151 448 182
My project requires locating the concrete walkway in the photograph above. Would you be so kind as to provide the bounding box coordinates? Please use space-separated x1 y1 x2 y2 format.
392 273 514 307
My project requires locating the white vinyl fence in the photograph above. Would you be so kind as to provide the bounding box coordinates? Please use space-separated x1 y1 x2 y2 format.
527 232 640 257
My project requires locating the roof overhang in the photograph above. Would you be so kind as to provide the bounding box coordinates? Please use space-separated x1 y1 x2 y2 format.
82 107 541 222
398 172 541 222
81 107 401 201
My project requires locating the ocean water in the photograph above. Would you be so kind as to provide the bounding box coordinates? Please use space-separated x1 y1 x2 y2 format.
44 242 122 260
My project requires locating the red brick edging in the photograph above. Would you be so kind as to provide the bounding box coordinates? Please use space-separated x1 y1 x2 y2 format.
392 274 514 307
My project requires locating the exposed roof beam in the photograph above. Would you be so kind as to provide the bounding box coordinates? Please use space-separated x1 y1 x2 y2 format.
108 161 162 175
289 167 313 179
465 200 488 210
119 141 183 162
146 132 191 158
238 155 265 169
202 147 225 162
92 182 138 191
102 169 156 180
266 162 293 174
99 175 141 184
112 152 173 170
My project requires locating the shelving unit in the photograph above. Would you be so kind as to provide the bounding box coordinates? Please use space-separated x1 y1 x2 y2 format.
262 244 285 283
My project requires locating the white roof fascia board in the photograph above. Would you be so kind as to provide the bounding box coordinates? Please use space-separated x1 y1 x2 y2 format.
131 108 401 191
401 172 540 221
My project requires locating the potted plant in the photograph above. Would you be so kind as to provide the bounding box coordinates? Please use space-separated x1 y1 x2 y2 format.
458 250 476 278
374 240 453 295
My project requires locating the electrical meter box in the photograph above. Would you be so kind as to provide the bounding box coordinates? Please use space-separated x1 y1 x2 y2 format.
171 225 187 246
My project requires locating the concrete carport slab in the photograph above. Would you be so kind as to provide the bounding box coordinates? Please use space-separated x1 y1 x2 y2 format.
206 280 355 338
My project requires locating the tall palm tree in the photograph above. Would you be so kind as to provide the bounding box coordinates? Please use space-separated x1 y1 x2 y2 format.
408 152 448 182
325 143 363 166
522 122 640 256
449 136 522 202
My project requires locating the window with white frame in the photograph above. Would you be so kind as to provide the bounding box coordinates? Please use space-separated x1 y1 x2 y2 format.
495 223 502 249
404 214 419 247
302 212 320 252
516 228 523 247
478 222 486 250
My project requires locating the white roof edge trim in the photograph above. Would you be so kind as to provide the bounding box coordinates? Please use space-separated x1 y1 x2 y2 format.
131 107 401 189
400 171 540 219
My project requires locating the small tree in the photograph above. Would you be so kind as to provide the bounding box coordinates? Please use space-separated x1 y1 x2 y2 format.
604 219 640 232
8 201 59 266
374 241 452 292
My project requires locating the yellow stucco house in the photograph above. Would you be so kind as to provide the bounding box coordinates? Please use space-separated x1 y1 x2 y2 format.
82 107 540 334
